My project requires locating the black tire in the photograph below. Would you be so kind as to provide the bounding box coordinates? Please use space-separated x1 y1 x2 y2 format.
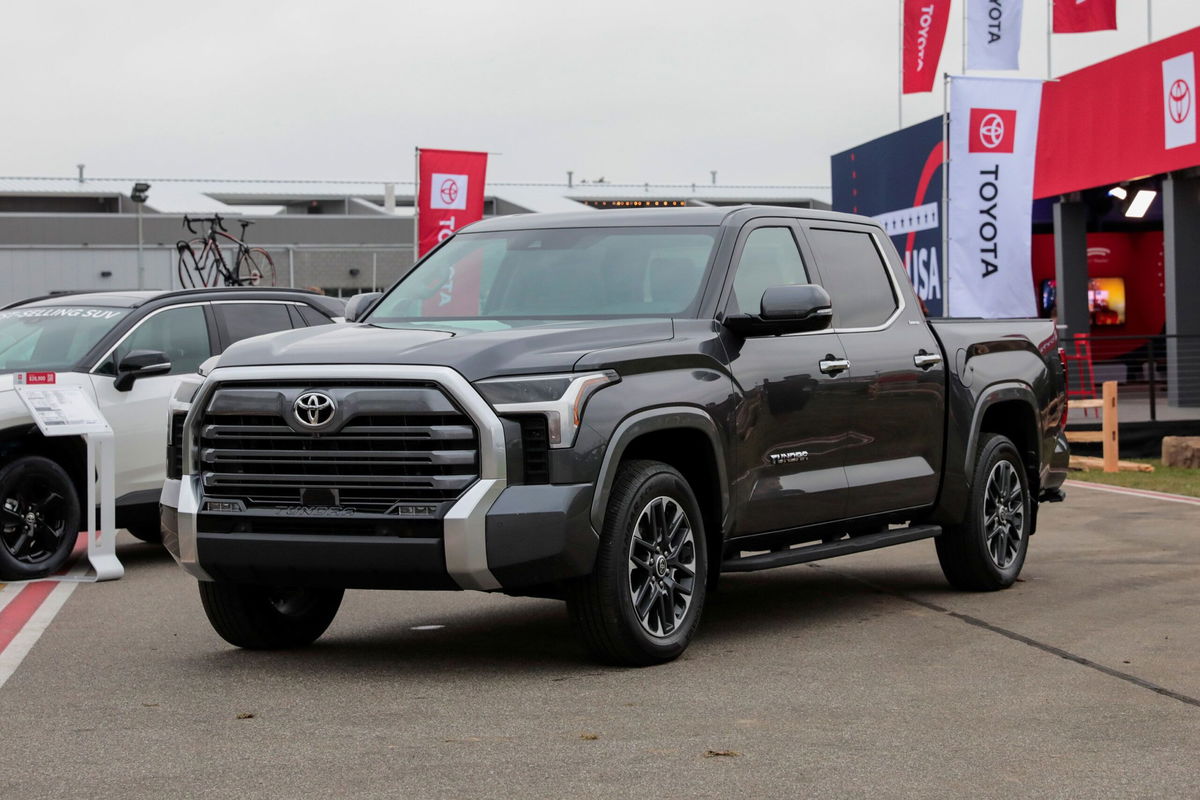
0 456 80 580
124 523 162 544
199 582 343 649
123 506 162 543
567 460 708 666
936 433 1031 591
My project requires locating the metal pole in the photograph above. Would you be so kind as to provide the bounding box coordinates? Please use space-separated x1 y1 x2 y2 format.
1046 0 1053 78
372 252 378 292
942 74 951 316
1148 337 1158 421
413 147 421 265
288 247 295 288
962 0 968 73
1147 0 1153 43
898 0 904 128
136 201 144 290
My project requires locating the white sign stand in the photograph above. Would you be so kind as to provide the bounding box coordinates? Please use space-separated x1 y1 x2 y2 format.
15 385 123 582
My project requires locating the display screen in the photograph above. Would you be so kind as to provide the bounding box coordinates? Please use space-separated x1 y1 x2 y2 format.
1037 278 1126 326
1087 277 1125 326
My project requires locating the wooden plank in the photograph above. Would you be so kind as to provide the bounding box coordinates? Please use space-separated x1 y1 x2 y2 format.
1102 381 1118 473
1070 399 1104 409
1066 431 1105 443
1069 455 1154 473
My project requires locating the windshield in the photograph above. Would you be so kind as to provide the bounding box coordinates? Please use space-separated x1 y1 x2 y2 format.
0 306 130 374
368 226 717 323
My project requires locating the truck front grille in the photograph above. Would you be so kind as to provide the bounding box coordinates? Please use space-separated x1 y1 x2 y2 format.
198 382 480 514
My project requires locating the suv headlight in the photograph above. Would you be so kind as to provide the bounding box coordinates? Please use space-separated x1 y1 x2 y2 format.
474 371 619 448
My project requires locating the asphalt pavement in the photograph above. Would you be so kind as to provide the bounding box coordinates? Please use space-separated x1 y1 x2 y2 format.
1 482 1197 799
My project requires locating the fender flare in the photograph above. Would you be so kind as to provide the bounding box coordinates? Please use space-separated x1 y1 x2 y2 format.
589 406 729 534
963 381 1041 482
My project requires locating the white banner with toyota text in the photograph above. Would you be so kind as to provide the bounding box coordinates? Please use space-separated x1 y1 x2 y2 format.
967 0 1023 70
948 76 1041 318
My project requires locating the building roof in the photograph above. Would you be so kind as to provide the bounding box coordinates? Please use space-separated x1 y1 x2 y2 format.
0 177 830 216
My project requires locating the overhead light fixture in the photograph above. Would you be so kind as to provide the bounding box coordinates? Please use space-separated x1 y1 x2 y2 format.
1125 190 1157 218
1107 186 1128 200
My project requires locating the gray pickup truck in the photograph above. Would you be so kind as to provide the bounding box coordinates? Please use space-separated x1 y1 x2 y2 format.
162 206 1069 665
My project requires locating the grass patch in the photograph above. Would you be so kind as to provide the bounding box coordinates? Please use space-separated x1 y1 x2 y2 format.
1069 459 1200 498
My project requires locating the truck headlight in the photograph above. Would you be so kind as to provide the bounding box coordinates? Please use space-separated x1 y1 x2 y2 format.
474 371 619 448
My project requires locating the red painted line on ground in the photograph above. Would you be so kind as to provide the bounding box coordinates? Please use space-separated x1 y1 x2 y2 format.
1064 479 1200 506
0 582 57 654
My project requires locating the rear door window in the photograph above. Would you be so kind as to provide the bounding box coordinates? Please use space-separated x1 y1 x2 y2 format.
213 302 296 347
296 304 335 327
802 227 898 328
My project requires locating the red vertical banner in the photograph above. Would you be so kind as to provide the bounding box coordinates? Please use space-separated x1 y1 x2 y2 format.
1052 0 1117 34
903 0 952 94
416 148 488 259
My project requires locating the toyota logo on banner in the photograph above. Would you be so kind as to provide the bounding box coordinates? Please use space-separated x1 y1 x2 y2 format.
968 108 1017 153
429 172 469 210
1163 52 1197 150
1169 79 1192 124
293 391 336 428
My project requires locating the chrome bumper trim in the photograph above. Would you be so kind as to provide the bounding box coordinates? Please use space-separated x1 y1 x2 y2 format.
176 364 508 591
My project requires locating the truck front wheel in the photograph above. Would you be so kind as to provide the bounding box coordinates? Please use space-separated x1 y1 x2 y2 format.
936 433 1031 591
568 460 708 666
199 582 343 649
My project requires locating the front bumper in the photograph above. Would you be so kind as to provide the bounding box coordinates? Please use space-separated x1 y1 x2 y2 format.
161 477 597 591
160 364 600 592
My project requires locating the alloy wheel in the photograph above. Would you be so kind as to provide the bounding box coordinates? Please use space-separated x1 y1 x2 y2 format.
0 480 68 566
983 460 1025 569
627 496 697 638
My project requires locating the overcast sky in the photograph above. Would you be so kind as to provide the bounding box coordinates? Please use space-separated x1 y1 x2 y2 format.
5 0 1197 189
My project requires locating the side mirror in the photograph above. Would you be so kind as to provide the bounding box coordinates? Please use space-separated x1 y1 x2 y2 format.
724 284 833 337
114 349 172 392
344 292 383 323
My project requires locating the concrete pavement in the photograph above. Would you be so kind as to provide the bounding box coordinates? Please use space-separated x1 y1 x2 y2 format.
1 484 1197 799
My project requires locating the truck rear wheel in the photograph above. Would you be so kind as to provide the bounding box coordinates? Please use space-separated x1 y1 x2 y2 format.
936 433 1030 591
0 456 80 580
199 582 343 649
567 460 707 666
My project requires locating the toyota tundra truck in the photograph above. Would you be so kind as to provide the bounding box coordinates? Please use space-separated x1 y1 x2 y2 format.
161 207 1069 665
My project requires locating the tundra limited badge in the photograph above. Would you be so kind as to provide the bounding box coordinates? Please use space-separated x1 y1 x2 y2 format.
769 450 810 465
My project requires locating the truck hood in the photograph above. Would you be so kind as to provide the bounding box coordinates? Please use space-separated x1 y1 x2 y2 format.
213 319 675 381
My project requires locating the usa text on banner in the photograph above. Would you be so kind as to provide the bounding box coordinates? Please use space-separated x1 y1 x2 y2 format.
903 0 952 94
947 76 1042 318
967 0 1024 71
416 149 488 259
1052 0 1116 34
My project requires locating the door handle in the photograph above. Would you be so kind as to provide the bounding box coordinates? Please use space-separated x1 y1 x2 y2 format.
913 351 943 369
819 358 851 376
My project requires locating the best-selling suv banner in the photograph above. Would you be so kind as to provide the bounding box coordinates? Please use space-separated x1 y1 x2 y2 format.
831 116 945 316
903 0 952 93
416 148 488 258
967 0 1024 70
947 76 1041 318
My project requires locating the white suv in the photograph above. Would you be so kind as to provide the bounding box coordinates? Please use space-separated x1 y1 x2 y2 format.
0 288 344 579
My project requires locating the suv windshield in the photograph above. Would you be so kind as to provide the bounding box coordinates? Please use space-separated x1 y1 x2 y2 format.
0 306 130 374
368 226 717 324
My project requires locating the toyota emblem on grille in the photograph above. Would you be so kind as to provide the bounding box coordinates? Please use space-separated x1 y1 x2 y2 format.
293 391 336 428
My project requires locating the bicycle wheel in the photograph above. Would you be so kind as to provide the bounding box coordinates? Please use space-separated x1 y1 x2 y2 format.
239 248 277 286
176 239 214 288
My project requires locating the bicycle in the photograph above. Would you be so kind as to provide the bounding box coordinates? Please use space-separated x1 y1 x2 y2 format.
176 214 277 288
